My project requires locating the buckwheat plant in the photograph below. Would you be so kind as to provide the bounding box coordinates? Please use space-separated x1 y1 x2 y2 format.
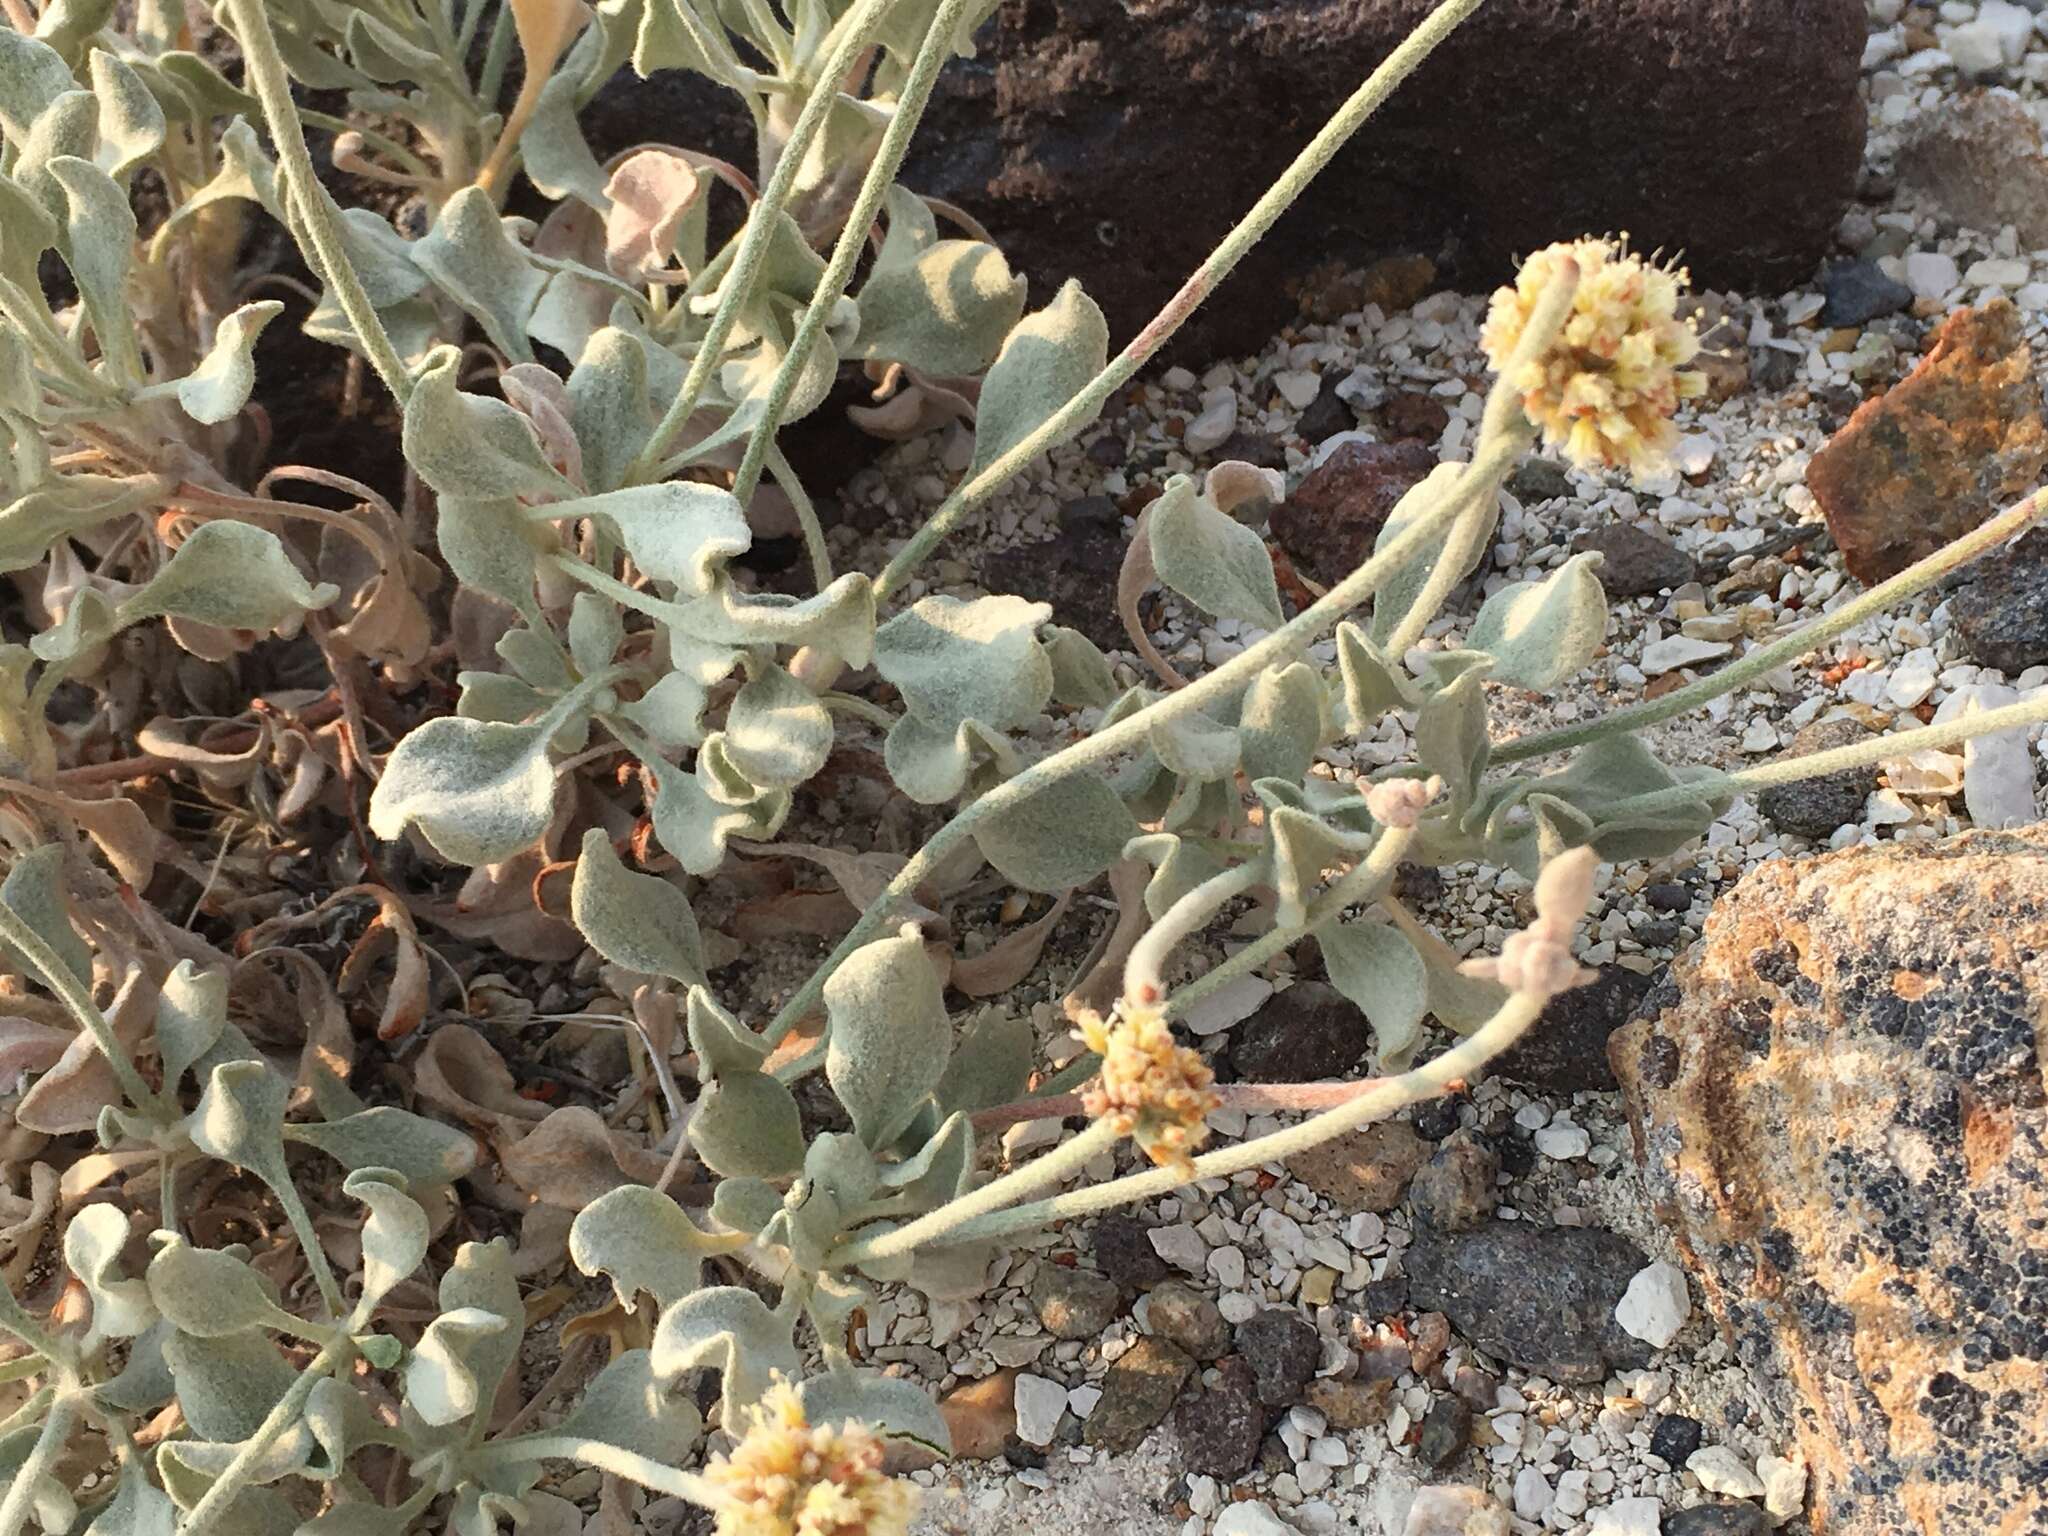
4 0 2048 1532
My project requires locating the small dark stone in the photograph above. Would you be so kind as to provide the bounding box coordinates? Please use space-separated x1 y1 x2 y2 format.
1752 344 1802 393
1491 966 1657 1093
1382 391 1451 442
1408 1136 1501 1233
1409 1095 1463 1142
1086 435 1128 467
1001 1436 1048 1470
1665 1505 1771 1536
1496 1133 1536 1178
1639 919 1683 947
1215 429 1288 471
1357 1274 1410 1318
1452 1366 1499 1410
1758 717 1876 838
1171 1356 1265 1478
1393 862 1447 905
1228 980 1367 1083
1146 1281 1230 1361
1032 1266 1123 1340
977 497 1126 650
1235 1310 1321 1407
1092 1213 1172 1291
1509 458 1574 504
1644 882 1693 913
1820 258 1914 327
1814 382 1864 430
1294 373 1353 443
1572 522 1699 598
1416 1395 1473 1469
1650 1413 1706 1466
1405 1220 1656 1383
1271 440 1437 586
1084 1336 1195 1453
1951 525 2048 673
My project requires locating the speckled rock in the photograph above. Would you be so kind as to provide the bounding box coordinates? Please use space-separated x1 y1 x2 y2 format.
1092 1212 1173 1291
1663 1506 1771 1536
1270 440 1438 587
1307 1375 1392 1429
1031 1265 1122 1340
1285 1119 1431 1213
1405 1221 1656 1384
1083 1335 1194 1453
1417 1394 1473 1469
1408 1136 1501 1233
1951 526 2048 675
1235 1310 1321 1407
1896 90 2048 252
1171 1354 1266 1478
1146 1280 1230 1361
1610 832 2048 1536
1807 300 2047 584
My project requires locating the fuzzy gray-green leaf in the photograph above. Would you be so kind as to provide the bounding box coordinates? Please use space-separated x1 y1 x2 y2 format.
367 717 556 866
570 1184 736 1311
1465 551 1608 691
145 1237 297 1338
402 348 574 501
175 301 284 425
971 279 1108 477
825 926 950 1148
1148 475 1284 631
569 827 706 986
283 1107 478 1186
1319 918 1429 1067
121 521 337 632
974 768 1138 893
412 188 546 364
649 1285 799 1424
724 661 832 790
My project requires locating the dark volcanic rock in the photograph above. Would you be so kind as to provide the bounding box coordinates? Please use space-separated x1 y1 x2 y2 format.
1271 440 1436 587
1235 1310 1320 1407
1092 1212 1172 1290
1610 831 2048 1536
1951 525 2048 674
976 495 1126 650
1228 980 1369 1083
1757 717 1876 840
1171 1355 1265 1478
1031 1266 1122 1340
1145 1280 1229 1362
1665 1508 1771 1536
1416 1394 1472 1470
1491 964 1657 1093
1820 258 1913 328
1405 1221 1655 1384
873 0 1863 359
1295 373 1353 443
1649 1414 1705 1468
1572 522 1698 599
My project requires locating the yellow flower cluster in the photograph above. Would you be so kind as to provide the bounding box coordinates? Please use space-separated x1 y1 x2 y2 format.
706 1382 916 1536
1080 1003 1220 1176
1480 237 1705 482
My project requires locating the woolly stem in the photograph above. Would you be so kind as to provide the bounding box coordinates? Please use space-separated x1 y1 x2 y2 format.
221 0 413 403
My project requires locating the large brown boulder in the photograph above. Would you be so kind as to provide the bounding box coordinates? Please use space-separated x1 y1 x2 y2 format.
584 0 1867 361
1610 833 2048 1536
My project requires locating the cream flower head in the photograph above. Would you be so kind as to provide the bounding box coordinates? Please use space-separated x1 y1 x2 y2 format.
1080 1002 1220 1176
1480 237 1704 482
706 1380 916 1536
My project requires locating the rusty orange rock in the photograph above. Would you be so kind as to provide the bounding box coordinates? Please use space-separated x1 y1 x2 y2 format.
1610 831 2048 1535
1806 299 2046 584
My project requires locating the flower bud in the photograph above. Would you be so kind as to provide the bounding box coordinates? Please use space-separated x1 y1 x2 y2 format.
705 1380 916 1536
1080 1003 1221 1177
